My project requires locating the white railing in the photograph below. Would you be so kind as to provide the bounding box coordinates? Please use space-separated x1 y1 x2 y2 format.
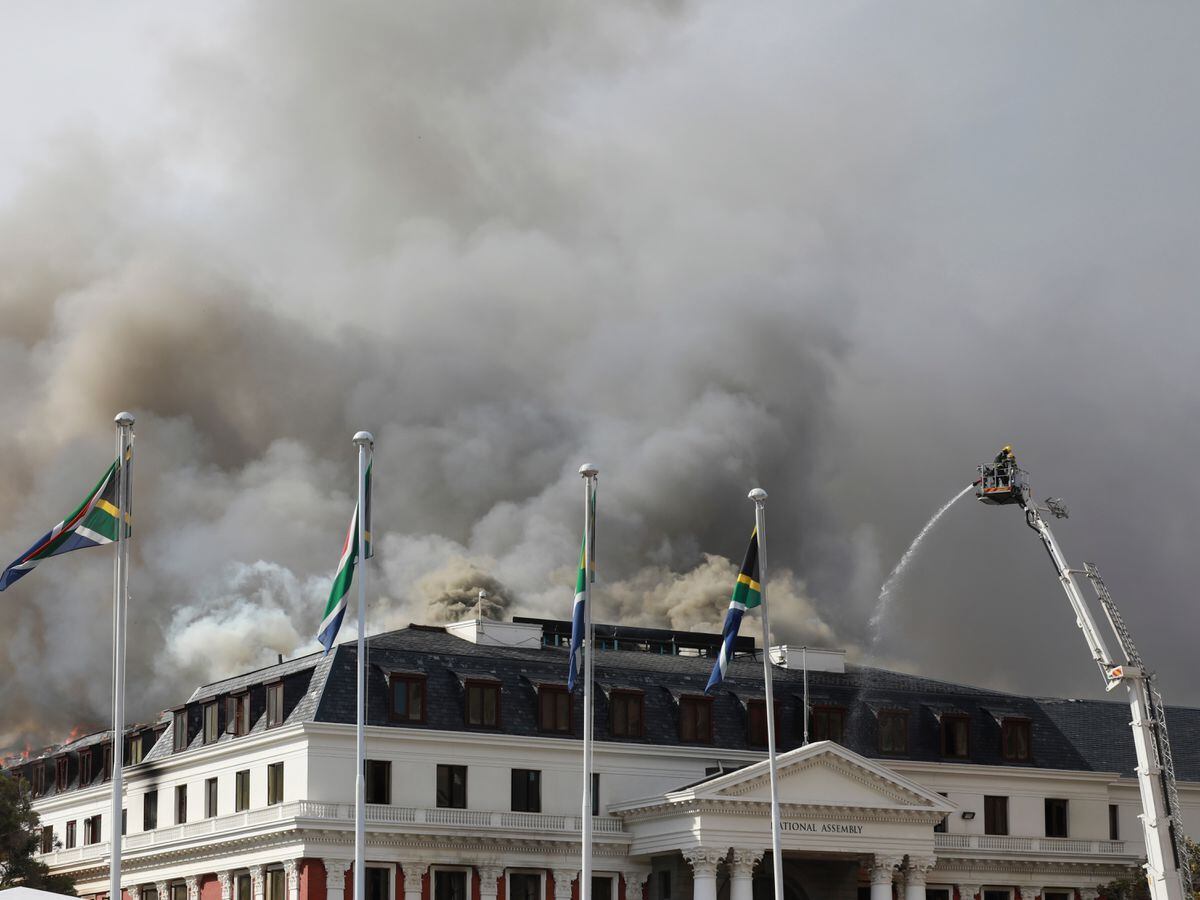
38 802 626 865
935 834 1127 856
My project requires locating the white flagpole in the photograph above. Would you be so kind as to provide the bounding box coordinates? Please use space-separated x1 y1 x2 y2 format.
109 412 134 900
802 646 809 746
750 488 784 900
579 463 598 900
352 431 373 900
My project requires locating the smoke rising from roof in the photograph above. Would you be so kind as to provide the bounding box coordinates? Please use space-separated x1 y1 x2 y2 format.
2 1 1200 753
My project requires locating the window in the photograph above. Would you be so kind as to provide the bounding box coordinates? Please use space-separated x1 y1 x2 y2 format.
1002 718 1031 761
102 743 112 781
1045 798 1069 837
436 765 467 809
175 784 188 824
236 875 252 900
933 792 948 833
172 884 189 900
40 825 53 854
940 715 970 758
122 807 127 836
657 871 671 900
127 732 144 765
365 760 391 805
434 871 467 900
206 778 218 818
365 869 389 900
227 693 250 736
592 772 600 817
266 870 286 900
1109 804 1120 840
267 682 284 727
390 675 426 723
810 706 845 743
511 769 541 812
747 700 782 748
679 696 713 743
538 685 571 733
983 891 1011 900
144 790 158 830
267 762 284 805
465 680 501 727
55 757 68 790
928 891 951 900
203 703 219 744
173 710 188 752
235 769 250 811
84 814 101 845
592 877 614 900
80 752 93 786
509 874 542 900
65 821 76 849
984 796 1009 835
31 763 45 795
144 886 159 900
610 691 644 738
878 710 909 754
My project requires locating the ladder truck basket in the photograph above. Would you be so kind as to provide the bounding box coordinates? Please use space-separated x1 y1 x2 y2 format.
976 460 1030 506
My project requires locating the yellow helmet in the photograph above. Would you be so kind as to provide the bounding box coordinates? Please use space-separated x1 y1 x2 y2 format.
1003 445 1012 453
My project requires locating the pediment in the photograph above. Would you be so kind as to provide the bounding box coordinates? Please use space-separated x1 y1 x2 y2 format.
667 741 953 813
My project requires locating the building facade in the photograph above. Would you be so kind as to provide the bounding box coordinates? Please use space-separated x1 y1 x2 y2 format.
8 617 1200 900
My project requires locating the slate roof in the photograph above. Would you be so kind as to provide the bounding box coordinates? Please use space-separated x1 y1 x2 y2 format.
9 619 1200 794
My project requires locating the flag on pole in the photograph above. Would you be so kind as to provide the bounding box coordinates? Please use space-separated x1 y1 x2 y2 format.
567 483 596 691
317 460 372 654
0 452 131 592
705 528 761 692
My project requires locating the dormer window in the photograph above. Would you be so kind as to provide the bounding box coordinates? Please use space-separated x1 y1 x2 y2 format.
609 690 644 739
227 692 250 736
266 682 284 727
127 732 144 765
389 674 426 724
810 706 845 744
80 752 93 786
537 685 571 733
940 714 970 758
747 700 782 749
878 710 909 755
102 743 112 781
465 679 501 728
30 763 46 795
173 710 188 752
1002 717 1032 761
679 696 713 744
203 702 220 744
56 757 69 791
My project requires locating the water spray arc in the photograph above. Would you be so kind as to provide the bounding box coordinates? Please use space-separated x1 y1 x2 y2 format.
976 453 1190 900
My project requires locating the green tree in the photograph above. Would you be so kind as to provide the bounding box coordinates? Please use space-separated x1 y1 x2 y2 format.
0 769 76 894
1096 838 1200 900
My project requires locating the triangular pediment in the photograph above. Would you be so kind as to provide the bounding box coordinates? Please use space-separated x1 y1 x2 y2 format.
665 741 953 813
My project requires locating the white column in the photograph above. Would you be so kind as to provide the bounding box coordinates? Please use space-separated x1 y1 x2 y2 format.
956 886 980 900
218 874 233 900
729 850 763 900
285 861 301 900
682 849 725 900
326 860 352 900
903 858 935 900
869 856 901 900
400 862 428 900
478 867 504 900
156 881 171 900
1018 888 1042 900
186 876 201 900
251 867 266 900
621 870 651 900
552 870 578 900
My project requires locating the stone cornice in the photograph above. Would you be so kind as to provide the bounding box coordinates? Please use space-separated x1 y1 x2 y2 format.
616 796 945 826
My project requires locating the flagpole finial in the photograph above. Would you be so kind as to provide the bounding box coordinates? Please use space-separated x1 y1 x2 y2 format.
353 431 374 446
114 411 135 427
749 488 767 503
579 463 598 479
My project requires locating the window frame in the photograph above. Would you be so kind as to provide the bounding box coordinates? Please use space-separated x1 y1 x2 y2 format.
510 768 542 813
984 795 1009 835
65 820 76 849
389 673 427 724
464 679 502 728
266 681 285 728
809 705 846 743
939 714 970 759
203 702 220 744
102 744 112 782
40 825 53 854
609 689 645 739
431 867 470 900
172 709 188 752
877 709 909 755
537 684 572 734
205 777 218 818
365 759 392 805
80 752 93 786
235 769 250 811
436 764 468 809
127 731 145 765
144 789 158 830
1001 717 1032 761
1045 797 1069 838
55 756 69 791
175 783 188 825
227 691 250 736
679 695 714 744
506 871 546 900
746 699 783 749
267 761 284 805
1108 803 1120 840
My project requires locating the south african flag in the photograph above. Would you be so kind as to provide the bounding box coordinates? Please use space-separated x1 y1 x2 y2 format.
0 453 131 592
705 528 761 692
316 460 372 655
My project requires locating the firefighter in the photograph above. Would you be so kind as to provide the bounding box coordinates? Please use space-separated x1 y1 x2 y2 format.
994 444 1014 465
993 445 1015 486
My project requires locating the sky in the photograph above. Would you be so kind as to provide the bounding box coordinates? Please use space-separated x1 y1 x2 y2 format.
1 0 1198 755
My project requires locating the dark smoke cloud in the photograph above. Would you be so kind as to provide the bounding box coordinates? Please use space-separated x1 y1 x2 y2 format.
2 1 1199 753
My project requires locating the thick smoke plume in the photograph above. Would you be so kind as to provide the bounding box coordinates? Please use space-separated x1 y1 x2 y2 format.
2 1 1200 754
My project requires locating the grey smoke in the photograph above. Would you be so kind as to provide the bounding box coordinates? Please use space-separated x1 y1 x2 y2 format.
2 1 1199 754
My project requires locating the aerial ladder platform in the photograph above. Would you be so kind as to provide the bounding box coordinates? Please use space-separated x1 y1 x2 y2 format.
976 452 1190 900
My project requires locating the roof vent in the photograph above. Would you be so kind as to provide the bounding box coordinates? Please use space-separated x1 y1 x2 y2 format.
445 616 544 649
769 646 845 674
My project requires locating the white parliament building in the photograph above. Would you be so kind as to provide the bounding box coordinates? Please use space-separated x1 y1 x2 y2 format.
8 616 1200 900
